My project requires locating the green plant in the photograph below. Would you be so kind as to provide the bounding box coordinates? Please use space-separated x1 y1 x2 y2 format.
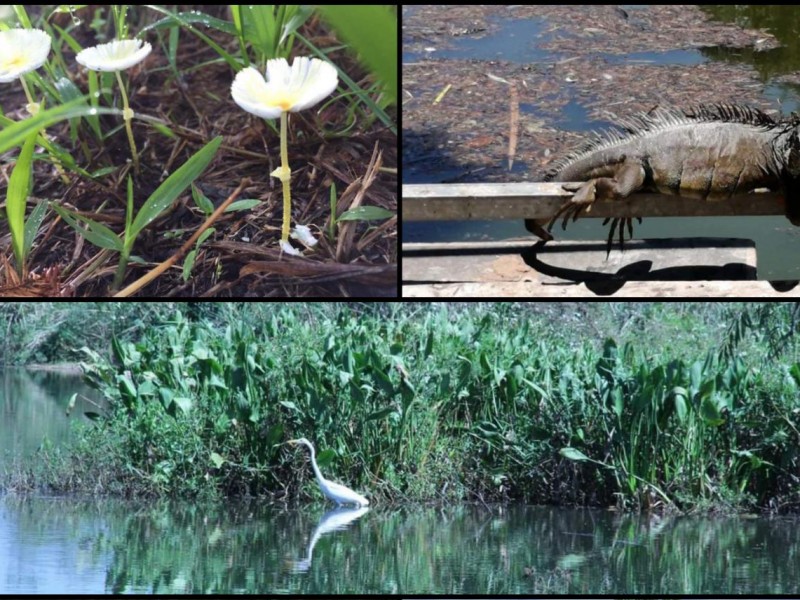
315 5 397 105
51 136 222 291
231 5 310 64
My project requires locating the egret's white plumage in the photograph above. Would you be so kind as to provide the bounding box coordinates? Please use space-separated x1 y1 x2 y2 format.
287 438 369 507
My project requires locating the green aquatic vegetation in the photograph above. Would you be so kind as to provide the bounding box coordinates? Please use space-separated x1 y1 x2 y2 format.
2 302 799 506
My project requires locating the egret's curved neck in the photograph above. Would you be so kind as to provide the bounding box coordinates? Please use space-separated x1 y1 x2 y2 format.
303 442 326 485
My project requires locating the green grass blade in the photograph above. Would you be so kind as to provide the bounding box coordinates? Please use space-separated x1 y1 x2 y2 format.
12 5 33 28
129 137 222 242
142 5 241 71
0 98 120 155
50 204 124 251
24 200 48 258
230 5 249 65
242 5 279 58
297 31 395 134
6 130 38 271
338 206 394 221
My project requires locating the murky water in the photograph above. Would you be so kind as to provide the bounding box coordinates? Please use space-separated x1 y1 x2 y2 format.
0 499 797 594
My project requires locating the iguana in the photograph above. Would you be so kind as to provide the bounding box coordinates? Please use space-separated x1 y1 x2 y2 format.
525 104 800 249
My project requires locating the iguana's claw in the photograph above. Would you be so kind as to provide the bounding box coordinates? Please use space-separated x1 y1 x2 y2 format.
546 198 595 232
602 216 643 255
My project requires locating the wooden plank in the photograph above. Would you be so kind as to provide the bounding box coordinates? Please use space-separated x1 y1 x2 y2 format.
403 280 800 298
403 182 785 221
403 238 757 285
403 237 758 291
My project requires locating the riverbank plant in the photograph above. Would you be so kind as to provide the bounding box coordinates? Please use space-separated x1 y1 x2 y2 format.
3 303 798 514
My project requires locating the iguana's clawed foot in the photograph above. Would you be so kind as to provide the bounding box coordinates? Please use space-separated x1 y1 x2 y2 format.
543 180 642 253
603 216 643 254
547 181 597 232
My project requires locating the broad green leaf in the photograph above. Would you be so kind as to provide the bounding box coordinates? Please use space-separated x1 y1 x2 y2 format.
210 452 225 468
789 363 800 387
129 137 222 243
700 394 724 426
266 424 284 447
316 448 334 468
672 389 688 422
6 130 38 270
173 396 193 414
316 5 397 103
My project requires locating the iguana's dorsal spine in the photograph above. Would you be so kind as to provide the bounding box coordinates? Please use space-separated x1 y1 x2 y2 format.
542 103 789 181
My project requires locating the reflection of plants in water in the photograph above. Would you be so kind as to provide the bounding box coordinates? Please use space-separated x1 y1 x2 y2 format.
521 565 577 594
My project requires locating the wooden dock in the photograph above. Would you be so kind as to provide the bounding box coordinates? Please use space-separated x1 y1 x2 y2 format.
402 182 800 297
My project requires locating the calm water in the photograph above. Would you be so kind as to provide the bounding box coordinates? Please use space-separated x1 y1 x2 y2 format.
0 367 104 466
0 500 797 594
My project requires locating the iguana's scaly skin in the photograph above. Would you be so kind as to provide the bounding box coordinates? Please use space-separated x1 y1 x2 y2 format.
525 104 800 248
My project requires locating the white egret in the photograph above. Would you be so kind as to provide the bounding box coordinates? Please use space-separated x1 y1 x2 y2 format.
286 438 369 507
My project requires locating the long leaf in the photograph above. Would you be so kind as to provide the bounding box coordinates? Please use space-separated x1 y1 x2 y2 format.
6 130 38 270
0 98 120 154
24 201 49 258
51 204 124 251
315 5 397 104
128 137 222 243
142 6 241 71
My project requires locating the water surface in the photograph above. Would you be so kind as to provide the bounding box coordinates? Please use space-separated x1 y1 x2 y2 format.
0 500 797 594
